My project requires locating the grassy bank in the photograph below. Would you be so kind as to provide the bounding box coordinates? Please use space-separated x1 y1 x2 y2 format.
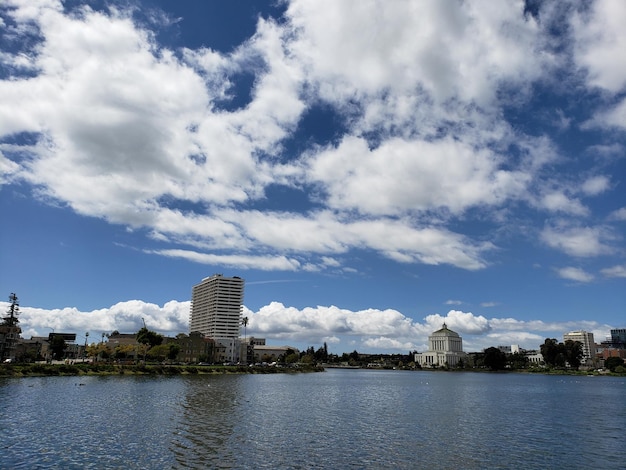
0 363 324 377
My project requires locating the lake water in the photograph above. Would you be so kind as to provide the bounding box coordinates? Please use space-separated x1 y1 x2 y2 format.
1 369 625 469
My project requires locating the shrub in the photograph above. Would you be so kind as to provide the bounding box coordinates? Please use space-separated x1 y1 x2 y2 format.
58 364 79 374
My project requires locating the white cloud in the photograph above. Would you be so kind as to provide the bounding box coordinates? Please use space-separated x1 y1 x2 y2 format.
601 264 626 278
555 266 594 283
5 300 618 354
581 175 611 196
540 224 614 257
152 249 302 271
585 143 625 160
608 207 626 221
306 136 530 216
572 1 626 130
286 0 545 107
445 300 463 306
0 0 624 276
215 209 492 270
583 98 626 131
538 192 588 216
0 151 21 185
423 310 491 335
14 299 191 340
572 0 626 92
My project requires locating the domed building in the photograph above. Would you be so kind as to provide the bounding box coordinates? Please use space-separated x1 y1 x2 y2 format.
415 323 466 368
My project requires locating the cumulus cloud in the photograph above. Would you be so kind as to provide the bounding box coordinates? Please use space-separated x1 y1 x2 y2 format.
601 264 626 278
537 192 588 216
286 0 546 107
0 0 624 277
581 175 611 196
306 136 530 216
571 0 626 92
572 1 626 131
540 223 615 257
423 310 491 335
0 151 21 185
5 299 618 354
555 266 594 283
13 300 191 340
608 207 626 221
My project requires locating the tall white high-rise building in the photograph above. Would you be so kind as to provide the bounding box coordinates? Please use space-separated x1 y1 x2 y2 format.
190 274 244 340
563 330 596 366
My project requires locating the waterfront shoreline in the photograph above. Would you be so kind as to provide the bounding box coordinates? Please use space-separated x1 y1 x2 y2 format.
2 363 623 378
0 363 324 377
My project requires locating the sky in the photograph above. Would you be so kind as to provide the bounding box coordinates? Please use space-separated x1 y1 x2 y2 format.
1 0 625 355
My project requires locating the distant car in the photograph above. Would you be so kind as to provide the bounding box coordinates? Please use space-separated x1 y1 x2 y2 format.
3 358 12 363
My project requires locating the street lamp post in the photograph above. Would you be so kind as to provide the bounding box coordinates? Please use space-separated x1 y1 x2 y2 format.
84 332 89 363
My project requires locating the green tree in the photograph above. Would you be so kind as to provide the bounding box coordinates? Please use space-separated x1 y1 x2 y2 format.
508 352 529 370
113 344 136 360
167 343 181 361
49 335 67 360
604 357 624 372
284 352 299 364
1 293 21 362
147 344 170 361
300 354 314 364
278 348 297 363
483 347 507 371
86 342 112 361
136 327 163 348
314 343 329 362
540 338 560 367
563 340 583 370
2 293 20 328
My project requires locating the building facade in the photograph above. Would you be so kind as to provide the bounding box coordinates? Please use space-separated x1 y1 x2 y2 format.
563 330 596 366
189 274 244 362
415 323 467 368
610 329 626 348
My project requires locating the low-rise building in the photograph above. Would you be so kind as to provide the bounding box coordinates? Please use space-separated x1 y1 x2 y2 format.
171 332 214 363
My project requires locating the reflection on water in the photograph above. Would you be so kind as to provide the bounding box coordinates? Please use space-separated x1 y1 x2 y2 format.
171 375 245 468
1 371 625 469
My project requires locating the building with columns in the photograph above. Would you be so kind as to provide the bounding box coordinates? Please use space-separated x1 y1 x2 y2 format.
415 323 467 368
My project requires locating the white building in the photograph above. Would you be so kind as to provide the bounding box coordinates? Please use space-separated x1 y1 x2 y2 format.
563 330 596 366
190 274 244 362
415 323 467 368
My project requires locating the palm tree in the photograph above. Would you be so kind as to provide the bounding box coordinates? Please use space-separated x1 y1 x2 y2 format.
241 316 249 341
241 316 249 364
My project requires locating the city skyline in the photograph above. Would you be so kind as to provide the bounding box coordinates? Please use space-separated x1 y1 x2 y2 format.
1 1 625 354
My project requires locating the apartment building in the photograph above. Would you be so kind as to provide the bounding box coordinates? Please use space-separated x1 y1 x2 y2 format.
189 274 244 362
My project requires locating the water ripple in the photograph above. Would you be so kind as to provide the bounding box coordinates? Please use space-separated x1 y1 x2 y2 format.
2 372 625 469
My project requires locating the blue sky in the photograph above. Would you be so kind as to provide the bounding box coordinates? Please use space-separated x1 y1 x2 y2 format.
1 0 625 354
